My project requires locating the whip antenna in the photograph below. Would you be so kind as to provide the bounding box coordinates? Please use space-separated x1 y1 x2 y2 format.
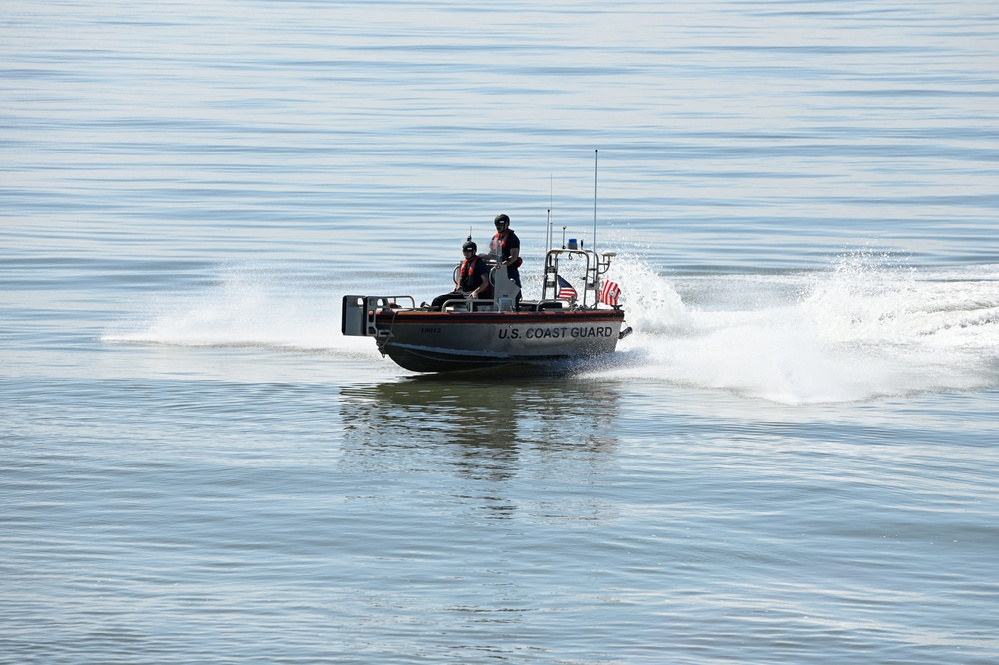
548 174 553 250
546 208 552 253
592 149 598 256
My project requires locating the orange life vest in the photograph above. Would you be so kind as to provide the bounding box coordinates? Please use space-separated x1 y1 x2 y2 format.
460 257 491 296
491 231 523 269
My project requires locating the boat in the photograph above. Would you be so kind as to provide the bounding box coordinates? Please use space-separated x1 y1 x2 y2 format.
342 241 632 373
343 151 631 373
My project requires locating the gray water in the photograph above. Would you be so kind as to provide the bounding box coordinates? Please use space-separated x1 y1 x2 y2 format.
3 1 999 663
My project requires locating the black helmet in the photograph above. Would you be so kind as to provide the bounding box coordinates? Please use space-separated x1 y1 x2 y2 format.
462 240 477 252
494 213 510 226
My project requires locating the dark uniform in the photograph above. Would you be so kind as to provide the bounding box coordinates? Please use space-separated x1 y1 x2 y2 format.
432 243 492 309
489 214 522 288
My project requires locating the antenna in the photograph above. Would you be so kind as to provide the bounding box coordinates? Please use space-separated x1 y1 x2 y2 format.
546 208 552 253
592 149 598 257
548 174 553 251
592 149 602 308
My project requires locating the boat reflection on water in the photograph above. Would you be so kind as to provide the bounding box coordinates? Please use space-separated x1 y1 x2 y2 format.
338 376 623 517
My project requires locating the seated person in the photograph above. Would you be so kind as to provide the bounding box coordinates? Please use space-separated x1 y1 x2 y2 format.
431 240 492 309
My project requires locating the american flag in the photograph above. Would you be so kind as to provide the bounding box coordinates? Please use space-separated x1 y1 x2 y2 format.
557 276 577 300
599 280 621 306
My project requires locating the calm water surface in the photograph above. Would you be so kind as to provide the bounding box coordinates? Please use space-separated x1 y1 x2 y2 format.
2 1 999 663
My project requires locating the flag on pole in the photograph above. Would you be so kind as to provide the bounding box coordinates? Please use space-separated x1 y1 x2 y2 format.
599 280 621 306
557 276 577 300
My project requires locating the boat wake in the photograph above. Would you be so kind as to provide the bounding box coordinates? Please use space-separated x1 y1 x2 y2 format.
101 265 379 360
591 252 999 404
102 254 999 403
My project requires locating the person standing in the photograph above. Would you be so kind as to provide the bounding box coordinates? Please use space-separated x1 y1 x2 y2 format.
489 213 522 288
431 240 492 309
